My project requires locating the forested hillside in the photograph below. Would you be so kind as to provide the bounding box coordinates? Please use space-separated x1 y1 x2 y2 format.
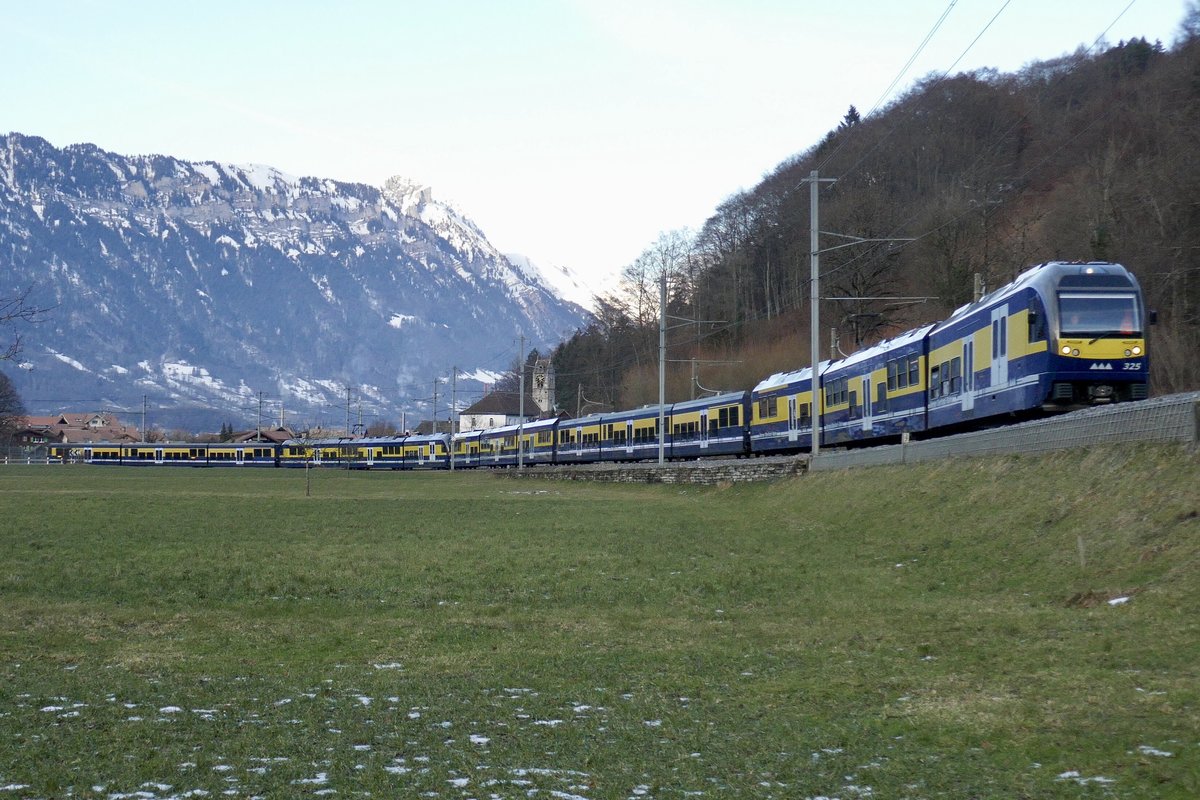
554 26 1200 412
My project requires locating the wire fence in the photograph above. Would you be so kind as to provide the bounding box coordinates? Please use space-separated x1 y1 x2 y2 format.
810 391 1200 471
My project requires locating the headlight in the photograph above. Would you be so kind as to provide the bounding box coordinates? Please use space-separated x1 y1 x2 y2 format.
1072 349 1080 356
1061 345 1072 355
1132 346 1142 355
1124 349 1132 357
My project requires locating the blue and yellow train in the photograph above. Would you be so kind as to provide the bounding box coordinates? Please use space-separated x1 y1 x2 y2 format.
50 261 1151 469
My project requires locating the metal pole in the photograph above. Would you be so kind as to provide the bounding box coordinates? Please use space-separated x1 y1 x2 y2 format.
450 367 457 472
518 335 525 469
658 272 666 465
809 170 821 458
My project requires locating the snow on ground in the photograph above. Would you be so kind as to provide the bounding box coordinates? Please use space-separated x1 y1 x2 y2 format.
9 668 1180 798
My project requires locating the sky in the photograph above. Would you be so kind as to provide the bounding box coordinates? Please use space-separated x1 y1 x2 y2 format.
2 1 1189 294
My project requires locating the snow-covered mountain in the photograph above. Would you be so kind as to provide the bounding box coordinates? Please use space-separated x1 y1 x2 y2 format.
0 133 589 430
504 253 598 310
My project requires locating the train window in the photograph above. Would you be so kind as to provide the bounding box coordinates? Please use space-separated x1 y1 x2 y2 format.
1028 306 1044 341
908 357 920 386
930 365 941 399
950 357 962 394
799 403 811 425
673 421 698 439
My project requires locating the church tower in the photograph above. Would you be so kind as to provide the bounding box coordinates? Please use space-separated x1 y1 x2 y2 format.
532 358 555 413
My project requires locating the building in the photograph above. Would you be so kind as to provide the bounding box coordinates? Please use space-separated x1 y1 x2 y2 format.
12 413 139 445
457 389 543 431
457 358 557 431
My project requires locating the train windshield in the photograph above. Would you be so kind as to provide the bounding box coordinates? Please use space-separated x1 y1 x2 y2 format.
1057 292 1140 337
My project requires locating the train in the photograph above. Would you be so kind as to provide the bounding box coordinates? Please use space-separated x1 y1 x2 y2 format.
49 261 1152 469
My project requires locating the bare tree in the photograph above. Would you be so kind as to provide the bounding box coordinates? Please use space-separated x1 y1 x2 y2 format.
0 371 27 444
1 286 49 361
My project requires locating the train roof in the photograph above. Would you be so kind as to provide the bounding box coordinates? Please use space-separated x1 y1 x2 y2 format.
753 361 829 393
941 261 1134 325
828 324 936 373
670 390 749 412
475 417 559 437
282 432 449 446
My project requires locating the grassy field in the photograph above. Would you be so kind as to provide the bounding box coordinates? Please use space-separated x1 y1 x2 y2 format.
0 445 1197 799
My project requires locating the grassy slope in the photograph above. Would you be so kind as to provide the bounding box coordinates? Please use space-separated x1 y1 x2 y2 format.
0 445 1196 798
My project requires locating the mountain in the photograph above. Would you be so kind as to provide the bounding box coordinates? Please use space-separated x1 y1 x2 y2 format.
0 133 589 431
503 253 599 310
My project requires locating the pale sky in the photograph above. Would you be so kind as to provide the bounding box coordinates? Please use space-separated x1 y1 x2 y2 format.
2 1 1188 291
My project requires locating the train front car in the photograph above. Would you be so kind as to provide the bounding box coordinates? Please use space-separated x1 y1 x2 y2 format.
925 260 1149 432
1046 262 1150 406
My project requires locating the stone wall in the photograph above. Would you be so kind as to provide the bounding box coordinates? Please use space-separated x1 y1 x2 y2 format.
503 455 806 485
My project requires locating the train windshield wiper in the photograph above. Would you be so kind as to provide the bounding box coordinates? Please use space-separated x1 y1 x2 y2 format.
1089 330 1131 344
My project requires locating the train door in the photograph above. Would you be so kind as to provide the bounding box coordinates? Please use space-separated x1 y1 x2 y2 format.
625 420 634 456
861 377 872 433
699 409 710 449
990 307 1009 387
235 448 245 466
366 447 375 467
961 339 975 413
154 447 164 465
787 396 799 442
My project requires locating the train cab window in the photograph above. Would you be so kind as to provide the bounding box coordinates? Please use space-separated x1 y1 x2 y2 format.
1028 306 1044 341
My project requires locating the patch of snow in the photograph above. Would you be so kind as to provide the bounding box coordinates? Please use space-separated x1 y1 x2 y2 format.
1137 745 1173 757
50 350 89 372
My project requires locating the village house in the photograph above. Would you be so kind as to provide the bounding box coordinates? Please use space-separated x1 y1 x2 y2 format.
12 413 139 446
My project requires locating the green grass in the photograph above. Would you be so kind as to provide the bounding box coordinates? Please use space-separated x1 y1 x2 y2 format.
0 447 1197 798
